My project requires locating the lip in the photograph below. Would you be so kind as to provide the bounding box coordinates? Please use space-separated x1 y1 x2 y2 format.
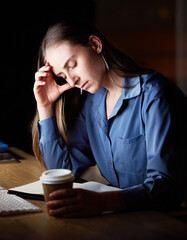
81 81 89 90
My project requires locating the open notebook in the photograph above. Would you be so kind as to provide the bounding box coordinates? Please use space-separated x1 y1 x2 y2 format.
8 181 120 200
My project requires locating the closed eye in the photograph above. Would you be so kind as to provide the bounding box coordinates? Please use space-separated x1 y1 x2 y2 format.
69 61 77 70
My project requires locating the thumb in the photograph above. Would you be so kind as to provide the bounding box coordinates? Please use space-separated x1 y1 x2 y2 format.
58 83 74 94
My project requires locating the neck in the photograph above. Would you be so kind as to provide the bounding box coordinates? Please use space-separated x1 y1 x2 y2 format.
102 70 122 95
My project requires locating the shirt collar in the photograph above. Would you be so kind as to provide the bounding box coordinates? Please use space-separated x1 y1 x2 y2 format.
122 76 141 99
91 75 141 112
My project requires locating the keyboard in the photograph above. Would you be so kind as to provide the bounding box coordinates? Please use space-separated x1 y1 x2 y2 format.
0 187 42 216
0 152 18 163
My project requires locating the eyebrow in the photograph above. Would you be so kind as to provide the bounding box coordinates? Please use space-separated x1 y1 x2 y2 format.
56 55 76 76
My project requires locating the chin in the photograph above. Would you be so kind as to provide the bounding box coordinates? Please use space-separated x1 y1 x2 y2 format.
87 86 102 94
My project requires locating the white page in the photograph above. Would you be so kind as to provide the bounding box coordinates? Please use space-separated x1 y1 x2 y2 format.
73 182 120 192
9 181 120 195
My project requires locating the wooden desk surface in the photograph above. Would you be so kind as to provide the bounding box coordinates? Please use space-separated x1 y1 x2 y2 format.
0 148 187 240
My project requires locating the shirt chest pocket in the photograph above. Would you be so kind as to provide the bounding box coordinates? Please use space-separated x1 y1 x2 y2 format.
115 134 147 177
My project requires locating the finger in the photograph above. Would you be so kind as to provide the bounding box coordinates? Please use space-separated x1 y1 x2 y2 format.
34 80 46 88
38 65 51 72
58 83 75 94
49 205 80 216
49 188 77 200
35 71 48 81
33 81 46 95
47 198 77 209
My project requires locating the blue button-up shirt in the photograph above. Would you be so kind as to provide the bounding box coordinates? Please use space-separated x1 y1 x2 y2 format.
38 72 187 210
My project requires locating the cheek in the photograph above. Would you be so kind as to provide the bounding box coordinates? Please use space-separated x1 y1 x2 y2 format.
80 55 103 79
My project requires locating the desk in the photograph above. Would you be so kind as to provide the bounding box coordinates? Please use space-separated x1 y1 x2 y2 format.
0 148 187 240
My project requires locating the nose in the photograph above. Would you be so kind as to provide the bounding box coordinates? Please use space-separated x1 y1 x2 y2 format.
67 73 79 87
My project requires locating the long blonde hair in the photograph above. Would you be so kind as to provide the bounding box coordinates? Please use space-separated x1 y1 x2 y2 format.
31 20 152 163
31 86 81 163
31 97 68 163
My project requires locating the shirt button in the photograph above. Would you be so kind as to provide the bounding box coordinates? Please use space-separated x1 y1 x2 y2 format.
109 160 112 165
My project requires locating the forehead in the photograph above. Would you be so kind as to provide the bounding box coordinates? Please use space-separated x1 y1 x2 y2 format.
46 43 73 64
45 43 84 72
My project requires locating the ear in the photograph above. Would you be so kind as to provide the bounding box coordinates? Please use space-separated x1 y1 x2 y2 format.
89 35 102 54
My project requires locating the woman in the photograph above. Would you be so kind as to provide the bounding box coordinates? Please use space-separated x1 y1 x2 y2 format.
32 21 186 217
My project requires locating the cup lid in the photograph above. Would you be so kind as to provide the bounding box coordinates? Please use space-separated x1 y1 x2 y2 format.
40 169 74 183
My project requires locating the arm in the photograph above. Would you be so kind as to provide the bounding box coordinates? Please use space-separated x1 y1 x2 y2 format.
34 62 74 120
120 79 186 211
37 110 96 178
47 188 127 217
34 63 95 177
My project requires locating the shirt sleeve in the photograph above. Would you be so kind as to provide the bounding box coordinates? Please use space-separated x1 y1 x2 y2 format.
120 79 187 210
37 105 96 178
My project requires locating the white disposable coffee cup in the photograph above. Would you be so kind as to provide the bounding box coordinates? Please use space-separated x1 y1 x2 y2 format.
40 169 74 202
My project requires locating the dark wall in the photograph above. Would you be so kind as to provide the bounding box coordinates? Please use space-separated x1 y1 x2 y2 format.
0 0 181 154
0 1 95 153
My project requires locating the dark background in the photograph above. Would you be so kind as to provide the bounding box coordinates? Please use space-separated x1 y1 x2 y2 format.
0 1 96 153
0 0 186 154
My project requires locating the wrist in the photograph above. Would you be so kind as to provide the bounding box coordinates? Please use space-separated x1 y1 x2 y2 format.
38 104 54 121
100 191 127 213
